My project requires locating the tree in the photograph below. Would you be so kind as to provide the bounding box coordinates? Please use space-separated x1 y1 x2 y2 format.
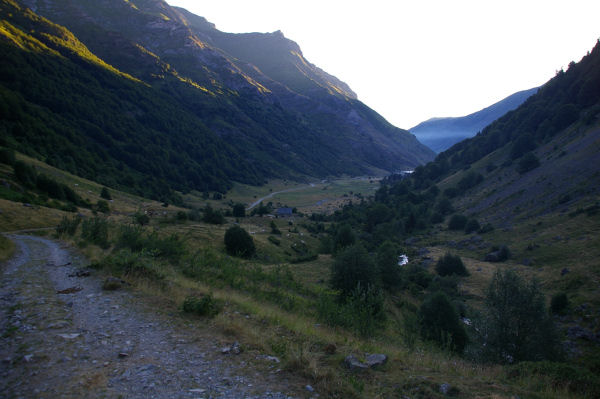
435 253 469 276
464 218 480 234
203 204 225 224
330 244 378 297
224 226 255 258
232 203 245 218
419 291 468 352
474 269 561 363
333 224 356 254
448 214 468 230
517 153 540 174
376 241 401 290
100 187 112 200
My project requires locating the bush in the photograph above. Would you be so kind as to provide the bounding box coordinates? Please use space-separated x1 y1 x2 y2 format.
268 235 280 246
203 204 225 224
182 294 222 317
464 218 480 234
81 217 109 248
134 212 150 226
100 187 112 200
435 253 469 276
457 171 484 191
377 241 401 290
419 291 468 352
448 214 468 230
224 226 255 258
517 152 540 174
330 244 378 297
317 285 386 337
175 210 187 221
270 220 281 235
332 224 356 254
479 223 494 233
232 203 246 218
13 161 36 187
550 292 569 315
0 147 15 165
473 269 561 363
56 215 81 237
96 200 110 214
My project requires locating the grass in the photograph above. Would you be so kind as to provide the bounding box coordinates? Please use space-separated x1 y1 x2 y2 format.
0 234 16 263
1 153 598 398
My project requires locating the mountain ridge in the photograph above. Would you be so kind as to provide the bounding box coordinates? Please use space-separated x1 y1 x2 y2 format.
1 0 434 202
411 87 539 152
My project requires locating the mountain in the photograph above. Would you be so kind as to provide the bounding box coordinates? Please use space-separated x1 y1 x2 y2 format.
410 87 539 153
0 0 434 202
412 39 600 221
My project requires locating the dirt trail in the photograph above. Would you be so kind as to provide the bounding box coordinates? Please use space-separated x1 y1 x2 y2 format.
0 235 306 398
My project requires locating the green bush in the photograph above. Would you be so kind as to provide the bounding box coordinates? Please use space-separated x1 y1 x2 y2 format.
377 241 401 290
317 285 386 337
232 203 246 218
96 200 110 214
95 249 164 281
81 217 109 248
473 269 561 363
182 294 222 317
56 215 81 237
419 291 468 352
224 225 255 258
448 214 468 230
464 218 480 234
479 223 494 234
267 235 280 246
550 292 569 315
517 152 540 174
203 204 226 224
270 220 281 235
436 253 469 276
13 161 36 187
0 147 15 165
332 224 356 254
330 244 378 297
100 187 112 200
134 212 150 226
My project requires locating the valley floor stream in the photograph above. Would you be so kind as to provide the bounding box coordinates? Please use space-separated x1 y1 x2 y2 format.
0 234 307 398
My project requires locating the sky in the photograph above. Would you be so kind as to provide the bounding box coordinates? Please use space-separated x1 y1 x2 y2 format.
166 0 600 129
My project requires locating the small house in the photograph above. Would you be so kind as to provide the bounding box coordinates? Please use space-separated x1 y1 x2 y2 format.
276 207 293 217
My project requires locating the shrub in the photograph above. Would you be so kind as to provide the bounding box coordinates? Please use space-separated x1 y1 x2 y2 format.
419 291 468 352
377 241 401 290
100 187 112 200
479 223 494 233
13 161 36 187
203 204 225 224
270 220 281 235
56 215 81 237
330 244 378 297
96 200 110 214
224 226 255 258
317 285 386 337
268 236 280 246
134 212 150 226
116 224 145 252
517 152 540 174
176 210 187 221
464 218 480 234
443 187 459 198
332 224 356 254
457 171 484 191
232 203 246 218
550 292 569 315
0 147 15 165
448 214 468 230
473 269 561 363
81 217 109 248
435 253 469 276
182 294 222 317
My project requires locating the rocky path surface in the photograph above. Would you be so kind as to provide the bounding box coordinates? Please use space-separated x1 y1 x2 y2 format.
0 235 306 398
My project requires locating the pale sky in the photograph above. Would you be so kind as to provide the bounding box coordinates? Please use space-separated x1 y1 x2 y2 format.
167 0 600 129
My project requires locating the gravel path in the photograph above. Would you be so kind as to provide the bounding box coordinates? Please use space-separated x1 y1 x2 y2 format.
0 235 308 398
